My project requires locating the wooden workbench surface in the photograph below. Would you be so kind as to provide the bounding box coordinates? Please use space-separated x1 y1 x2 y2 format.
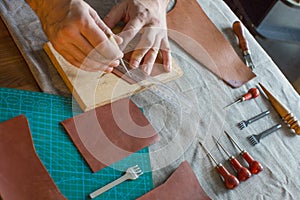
0 18 40 92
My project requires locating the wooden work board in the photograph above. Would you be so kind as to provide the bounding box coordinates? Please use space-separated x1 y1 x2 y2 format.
44 42 183 111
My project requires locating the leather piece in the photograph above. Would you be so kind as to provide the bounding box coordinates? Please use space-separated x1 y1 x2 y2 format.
0 115 66 200
61 98 159 172
137 161 211 200
167 0 256 88
112 51 166 84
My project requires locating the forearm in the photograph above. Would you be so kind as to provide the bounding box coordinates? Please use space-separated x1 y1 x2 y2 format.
26 0 78 26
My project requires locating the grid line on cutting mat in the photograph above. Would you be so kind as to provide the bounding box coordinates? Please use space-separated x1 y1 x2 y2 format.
0 88 153 200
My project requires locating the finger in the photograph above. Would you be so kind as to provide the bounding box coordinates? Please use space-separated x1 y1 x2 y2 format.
119 18 145 50
103 2 126 29
81 12 123 61
129 28 156 68
142 48 159 75
160 37 172 72
90 8 114 36
89 8 124 57
59 46 118 72
90 8 123 45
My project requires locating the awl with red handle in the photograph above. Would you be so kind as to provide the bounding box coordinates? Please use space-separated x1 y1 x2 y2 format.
233 21 255 70
224 88 260 109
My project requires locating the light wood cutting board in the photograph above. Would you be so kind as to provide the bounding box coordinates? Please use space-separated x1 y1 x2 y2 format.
44 42 183 111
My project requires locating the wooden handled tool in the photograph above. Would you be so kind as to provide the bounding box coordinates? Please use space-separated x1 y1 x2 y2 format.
259 83 300 134
233 21 249 52
233 21 255 70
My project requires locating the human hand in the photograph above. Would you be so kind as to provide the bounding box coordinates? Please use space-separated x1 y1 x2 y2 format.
27 0 123 72
104 0 171 75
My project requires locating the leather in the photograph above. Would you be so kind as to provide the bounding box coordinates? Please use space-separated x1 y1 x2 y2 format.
0 115 66 200
137 161 211 200
61 98 159 172
167 0 256 88
112 51 166 84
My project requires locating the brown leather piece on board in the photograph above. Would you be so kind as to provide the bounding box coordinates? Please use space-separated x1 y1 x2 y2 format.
167 0 256 88
61 98 159 172
112 52 166 84
0 115 66 200
137 161 211 200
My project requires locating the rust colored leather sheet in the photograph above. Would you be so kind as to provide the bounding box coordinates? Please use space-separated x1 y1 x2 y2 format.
61 98 159 172
167 0 256 88
0 115 66 200
137 161 211 200
112 52 166 84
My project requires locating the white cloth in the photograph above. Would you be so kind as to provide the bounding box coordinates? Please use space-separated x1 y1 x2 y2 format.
1 0 300 199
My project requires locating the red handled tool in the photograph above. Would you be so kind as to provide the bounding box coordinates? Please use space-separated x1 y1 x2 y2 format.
199 141 239 189
224 131 263 174
212 136 251 181
224 88 260 109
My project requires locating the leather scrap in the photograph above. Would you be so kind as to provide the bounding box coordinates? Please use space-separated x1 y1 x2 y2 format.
0 115 66 200
61 98 159 172
137 161 211 200
167 0 256 88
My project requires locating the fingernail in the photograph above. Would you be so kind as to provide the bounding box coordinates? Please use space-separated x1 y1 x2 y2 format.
166 64 172 72
111 60 120 67
131 60 139 68
104 67 114 73
143 65 151 75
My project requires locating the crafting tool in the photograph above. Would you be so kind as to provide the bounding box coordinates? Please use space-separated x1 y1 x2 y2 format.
108 35 132 77
109 34 193 112
212 136 251 181
115 59 193 113
238 110 270 130
259 83 300 134
199 141 239 189
224 88 260 108
247 124 282 146
89 165 143 199
224 131 263 174
232 21 255 70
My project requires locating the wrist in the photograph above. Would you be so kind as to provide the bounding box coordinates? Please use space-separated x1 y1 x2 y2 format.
26 0 78 20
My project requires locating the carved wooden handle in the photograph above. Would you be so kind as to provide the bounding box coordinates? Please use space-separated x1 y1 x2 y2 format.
259 83 300 135
233 21 249 52
283 113 300 134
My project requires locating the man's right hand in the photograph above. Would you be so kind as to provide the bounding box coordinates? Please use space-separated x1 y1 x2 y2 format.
27 0 123 72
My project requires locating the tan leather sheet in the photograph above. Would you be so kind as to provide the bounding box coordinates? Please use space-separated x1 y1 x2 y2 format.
137 161 211 200
61 98 159 172
0 115 66 200
167 0 256 88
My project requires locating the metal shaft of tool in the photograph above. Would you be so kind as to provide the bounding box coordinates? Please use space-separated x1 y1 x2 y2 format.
119 58 132 77
118 59 193 113
199 141 218 165
224 131 243 152
213 136 231 158
246 110 270 124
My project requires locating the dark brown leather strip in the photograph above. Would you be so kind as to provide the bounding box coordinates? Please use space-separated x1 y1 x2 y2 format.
167 0 256 88
61 98 159 172
137 161 211 200
0 115 66 200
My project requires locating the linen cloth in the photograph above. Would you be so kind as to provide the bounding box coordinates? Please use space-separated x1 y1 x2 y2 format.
1 0 300 199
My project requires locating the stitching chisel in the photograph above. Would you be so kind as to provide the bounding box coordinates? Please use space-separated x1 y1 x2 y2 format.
108 34 132 77
232 21 255 70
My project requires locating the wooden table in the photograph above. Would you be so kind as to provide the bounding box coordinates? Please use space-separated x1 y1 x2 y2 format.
0 18 40 92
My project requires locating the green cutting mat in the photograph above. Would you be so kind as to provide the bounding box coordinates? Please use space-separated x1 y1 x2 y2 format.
0 87 153 200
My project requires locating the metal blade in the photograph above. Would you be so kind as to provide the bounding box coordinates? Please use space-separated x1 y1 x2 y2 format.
243 53 255 70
